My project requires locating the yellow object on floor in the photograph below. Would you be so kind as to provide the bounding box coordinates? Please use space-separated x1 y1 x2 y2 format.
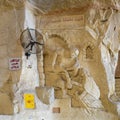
24 93 35 109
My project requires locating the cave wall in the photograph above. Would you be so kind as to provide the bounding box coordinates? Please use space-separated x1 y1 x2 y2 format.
0 0 120 120
0 2 24 115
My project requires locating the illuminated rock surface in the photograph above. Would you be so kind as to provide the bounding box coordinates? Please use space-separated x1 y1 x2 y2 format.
0 0 120 120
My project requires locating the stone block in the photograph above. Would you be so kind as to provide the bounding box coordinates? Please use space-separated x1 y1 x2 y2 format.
52 107 60 113
36 86 55 105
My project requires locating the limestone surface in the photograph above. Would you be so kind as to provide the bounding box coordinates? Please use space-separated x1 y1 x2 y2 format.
1 0 120 120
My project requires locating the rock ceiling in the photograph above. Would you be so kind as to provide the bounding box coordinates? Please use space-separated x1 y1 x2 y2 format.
1 0 120 14
27 0 119 15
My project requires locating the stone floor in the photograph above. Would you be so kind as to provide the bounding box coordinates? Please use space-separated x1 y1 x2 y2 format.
0 98 118 120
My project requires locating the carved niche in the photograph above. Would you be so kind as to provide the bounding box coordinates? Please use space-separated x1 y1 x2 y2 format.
83 41 95 61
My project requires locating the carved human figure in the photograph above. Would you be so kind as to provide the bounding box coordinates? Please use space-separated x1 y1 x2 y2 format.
57 48 80 89
75 68 104 110
52 48 81 98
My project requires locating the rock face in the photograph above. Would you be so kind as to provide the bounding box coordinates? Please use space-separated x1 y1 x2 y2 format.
0 0 24 115
0 93 13 115
0 75 14 115
1 0 120 120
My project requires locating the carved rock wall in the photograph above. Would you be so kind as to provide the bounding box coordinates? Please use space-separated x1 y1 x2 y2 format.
36 8 118 114
0 1 24 115
0 0 120 120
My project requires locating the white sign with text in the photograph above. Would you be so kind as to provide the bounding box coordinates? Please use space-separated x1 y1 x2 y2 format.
9 58 21 70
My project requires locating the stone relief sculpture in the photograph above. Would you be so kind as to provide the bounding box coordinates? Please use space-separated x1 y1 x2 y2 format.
76 68 104 110
54 47 80 98
67 67 103 110
85 4 120 114
44 34 79 90
43 33 103 110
